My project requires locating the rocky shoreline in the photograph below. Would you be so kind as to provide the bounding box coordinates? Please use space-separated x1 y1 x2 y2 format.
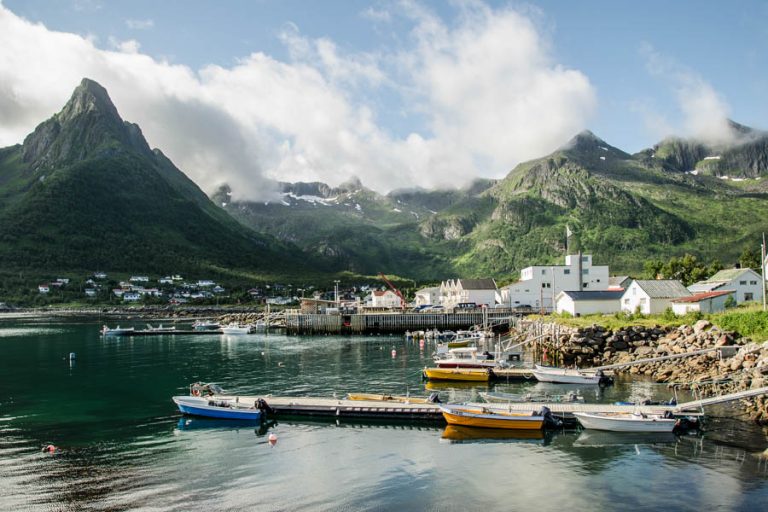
521 319 768 424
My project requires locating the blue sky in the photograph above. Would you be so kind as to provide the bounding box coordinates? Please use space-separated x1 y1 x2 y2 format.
2 0 766 197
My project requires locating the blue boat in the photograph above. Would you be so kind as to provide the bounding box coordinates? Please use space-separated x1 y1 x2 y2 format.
173 396 264 420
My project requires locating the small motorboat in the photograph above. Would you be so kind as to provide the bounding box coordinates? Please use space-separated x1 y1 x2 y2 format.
434 347 499 369
193 320 220 331
346 392 439 404
100 325 135 336
439 404 545 430
573 411 677 432
146 323 176 332
172 396 269 420
532 365 613 386
423 367 491 382
220 323 251 334
479 390 585 404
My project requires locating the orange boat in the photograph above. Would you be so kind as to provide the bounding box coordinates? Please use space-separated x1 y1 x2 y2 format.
439 404 544 430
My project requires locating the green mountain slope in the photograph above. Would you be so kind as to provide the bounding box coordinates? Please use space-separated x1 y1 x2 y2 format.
0 78 312 279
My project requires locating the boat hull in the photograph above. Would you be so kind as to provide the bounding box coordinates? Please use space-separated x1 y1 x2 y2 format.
440 405 544 430
532 365 602 385
424 368 490 382
220 328 251 335
173 396 263 420
346 393 432 404
573 412 676 432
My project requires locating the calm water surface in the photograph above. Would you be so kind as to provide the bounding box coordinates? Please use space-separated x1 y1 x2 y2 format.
1 317 767 511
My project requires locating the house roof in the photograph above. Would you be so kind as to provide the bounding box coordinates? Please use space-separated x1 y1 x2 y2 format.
457 279 497 290
559 290 625 301
705 268 756 282
671 290 734 303
416 286 440 294
373 290 396 296
688 281 725 293
632 280 691 299
608 276 631 287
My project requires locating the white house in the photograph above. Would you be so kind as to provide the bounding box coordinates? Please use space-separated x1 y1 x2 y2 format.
555 290 624 316
84 289 97 297
112 288 125 297
440 279 498 308
159 276 174 284
38 285 50 294
198 280 216 287
671 290 735 315
621 280 691 315
123 292 141 302
414 286 440 306
130 276 149 283
371 290 402 308
688 268 763 304
497 254 610 310
94 271 107 279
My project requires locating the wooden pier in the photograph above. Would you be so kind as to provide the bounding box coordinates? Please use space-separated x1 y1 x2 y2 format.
284 311 519 334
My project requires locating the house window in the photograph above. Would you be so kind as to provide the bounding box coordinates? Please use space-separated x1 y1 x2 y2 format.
541 269 546 275
582 269 589 275
632 288 637 296
583 283 589 288
640 298 647 305
745 293 754 301
582 256 589 262
542 283 551 288
750 281 757 285
623 298 629 304
563 269 571 275
740 281 747 285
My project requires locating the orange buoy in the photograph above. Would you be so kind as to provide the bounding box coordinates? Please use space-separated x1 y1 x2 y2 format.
268 433 277 446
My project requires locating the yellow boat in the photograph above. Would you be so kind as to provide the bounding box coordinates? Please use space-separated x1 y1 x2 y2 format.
439 404 544 430
441 425 544 442
423 367 491 382
346 393 434 404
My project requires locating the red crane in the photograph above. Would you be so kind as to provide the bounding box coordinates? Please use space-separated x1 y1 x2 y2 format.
378 273 407 309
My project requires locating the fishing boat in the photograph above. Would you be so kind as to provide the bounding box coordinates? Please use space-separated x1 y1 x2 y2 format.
439 404 545 430
100 325 135 336
146 323 176 332
479 390 585 404
193 320 220 331
172 396 264 420
434 347 498 368
423 367 491 382
441 425 545 443
573 411 677 432
346 392 439 404
220 323 251 334
532 364 613 386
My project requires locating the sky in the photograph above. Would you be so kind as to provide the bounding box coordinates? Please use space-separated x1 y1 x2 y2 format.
1 0 767 200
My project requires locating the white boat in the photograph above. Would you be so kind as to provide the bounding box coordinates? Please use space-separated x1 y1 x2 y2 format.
479 390 585 404
434 347 499 368
220 323 251 335
573 411 677 432
532 364 611 385
146 323 176 332
100 325 135 336
193 320 220 331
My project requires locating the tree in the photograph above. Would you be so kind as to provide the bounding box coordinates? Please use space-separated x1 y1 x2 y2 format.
739 246 761 270
644 253 719 286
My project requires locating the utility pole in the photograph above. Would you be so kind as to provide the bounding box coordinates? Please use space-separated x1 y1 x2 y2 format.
762 233 766 312
334 279 340 307
551 265 557 313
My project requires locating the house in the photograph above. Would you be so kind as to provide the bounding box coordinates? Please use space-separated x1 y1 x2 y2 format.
497 254 610 310
608 276 632 290
621 280 691 314
123 292 141 302
130 276 149 283
440 279 498 308
197 280 216 287
84 289 97 297
94 271 107 279
414 286 440 307
688 268 763 304
38 285 50 294
55 278 70 285
671 290 735 316
371 290 402 308
159 276 174 285
213 285 226 294
112 288 125 297
172 275 183 281
555 290 624 316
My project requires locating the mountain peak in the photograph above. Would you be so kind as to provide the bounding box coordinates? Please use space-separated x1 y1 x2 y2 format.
559 130 629 160
22 78 151 169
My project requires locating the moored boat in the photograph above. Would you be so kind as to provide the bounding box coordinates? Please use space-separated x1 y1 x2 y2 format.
439 404 545 430
100 325 135 336
146 323 176 332
172 396 265 420
573 411 677 432
479 390 584 404
423 367 491 382
193 320 220 331
532 364 613 386
346 392 439 404
220 323 251 334
434 347 498 368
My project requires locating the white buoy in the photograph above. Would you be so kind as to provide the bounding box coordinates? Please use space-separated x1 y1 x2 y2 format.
391 348 397 358
69 352 76 360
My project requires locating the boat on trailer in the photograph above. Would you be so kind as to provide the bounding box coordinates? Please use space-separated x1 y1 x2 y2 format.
573 411 677 432
439 404 545 430
532 364 613 386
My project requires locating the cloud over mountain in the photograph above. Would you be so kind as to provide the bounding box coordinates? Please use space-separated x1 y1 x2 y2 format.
0 2 595 200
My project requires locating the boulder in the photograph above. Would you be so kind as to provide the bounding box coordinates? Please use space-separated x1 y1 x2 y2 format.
634 346 655 357
693 319 712 334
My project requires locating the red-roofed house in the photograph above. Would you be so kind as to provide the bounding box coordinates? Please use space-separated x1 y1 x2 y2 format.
671 290 735 315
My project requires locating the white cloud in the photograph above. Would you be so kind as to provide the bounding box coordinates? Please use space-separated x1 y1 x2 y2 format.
640 43 735 144
0 2 596 200
126 18 154 30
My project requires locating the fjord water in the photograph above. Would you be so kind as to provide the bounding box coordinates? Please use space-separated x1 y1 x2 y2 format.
2 318 767 511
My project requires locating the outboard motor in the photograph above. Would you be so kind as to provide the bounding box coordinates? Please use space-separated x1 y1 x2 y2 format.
483 351 494 360
255 398 275 416
536 406 563 428
596 371 614 388
427 392 441 404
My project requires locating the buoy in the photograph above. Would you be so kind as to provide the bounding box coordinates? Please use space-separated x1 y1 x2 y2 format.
391 348 397 358
42 444 58 454
268 433 277 446
419 339 425 350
